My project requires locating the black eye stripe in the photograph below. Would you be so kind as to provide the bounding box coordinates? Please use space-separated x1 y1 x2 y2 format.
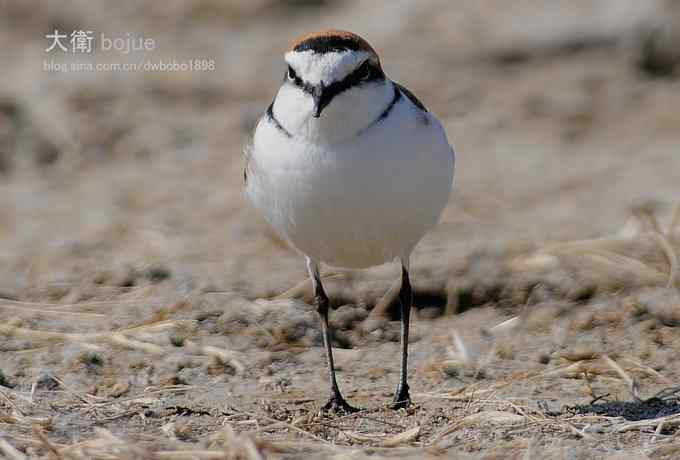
287 66 303 86
284 60 384 94
320 61 383 108
334 60 384 88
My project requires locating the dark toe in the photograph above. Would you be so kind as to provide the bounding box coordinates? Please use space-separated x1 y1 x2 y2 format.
319 396 360 415
392 384 412 410
391 396 412 410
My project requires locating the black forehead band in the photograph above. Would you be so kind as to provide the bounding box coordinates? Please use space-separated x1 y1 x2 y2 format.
293 36 367 54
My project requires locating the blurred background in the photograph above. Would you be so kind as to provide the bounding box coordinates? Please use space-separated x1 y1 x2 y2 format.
0 0 679 306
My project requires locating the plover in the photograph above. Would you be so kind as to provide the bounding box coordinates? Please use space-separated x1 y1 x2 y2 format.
245 30 455 413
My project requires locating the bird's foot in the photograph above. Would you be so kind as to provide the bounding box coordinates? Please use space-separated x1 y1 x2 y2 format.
318 394 360 416
391 384 412 410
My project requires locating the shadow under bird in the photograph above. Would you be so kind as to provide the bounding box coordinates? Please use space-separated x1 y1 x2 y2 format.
245 30 455 414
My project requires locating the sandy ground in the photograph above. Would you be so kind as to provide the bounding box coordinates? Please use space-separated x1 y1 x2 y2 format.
1 1 680 458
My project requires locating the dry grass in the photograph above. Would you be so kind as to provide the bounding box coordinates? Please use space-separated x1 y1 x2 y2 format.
2 213 680 458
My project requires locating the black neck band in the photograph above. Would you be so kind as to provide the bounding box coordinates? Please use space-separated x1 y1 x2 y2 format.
266 101 292 137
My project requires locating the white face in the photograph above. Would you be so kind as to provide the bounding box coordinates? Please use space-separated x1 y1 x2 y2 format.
272 50 394 143
284 50 372 86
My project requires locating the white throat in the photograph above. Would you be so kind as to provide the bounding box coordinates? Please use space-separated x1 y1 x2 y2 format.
272 79 395 144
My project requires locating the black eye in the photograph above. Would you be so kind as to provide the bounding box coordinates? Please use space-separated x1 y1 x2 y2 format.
287 66 297 80
355 61 372 80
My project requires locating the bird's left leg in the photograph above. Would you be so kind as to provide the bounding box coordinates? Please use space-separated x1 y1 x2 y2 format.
392 258 413 409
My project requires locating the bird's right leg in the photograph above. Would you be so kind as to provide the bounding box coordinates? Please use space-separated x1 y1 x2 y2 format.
392 260 413 409
306 257 358 415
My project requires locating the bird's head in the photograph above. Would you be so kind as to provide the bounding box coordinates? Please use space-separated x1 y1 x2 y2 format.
272 30 394 142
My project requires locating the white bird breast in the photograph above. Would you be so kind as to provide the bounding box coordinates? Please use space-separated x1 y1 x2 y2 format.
247 90 455 269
